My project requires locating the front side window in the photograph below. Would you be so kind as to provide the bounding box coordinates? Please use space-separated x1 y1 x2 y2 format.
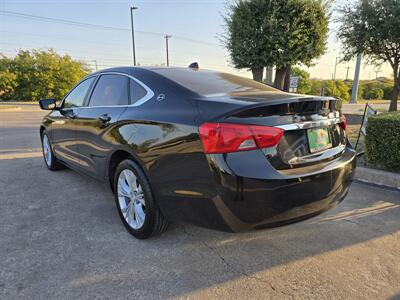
88 74 129 107
63 77 96 108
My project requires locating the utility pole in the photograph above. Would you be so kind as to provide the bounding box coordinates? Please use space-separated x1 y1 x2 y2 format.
332 57 339 96
350 53 362 104
164 34 171 66
130 6 138 66
374 67 380 80
345 66 352 81
321 82 325 96
92 60 98 72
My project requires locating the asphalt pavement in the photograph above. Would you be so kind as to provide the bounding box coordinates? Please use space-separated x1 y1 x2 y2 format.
342 102 396 114
1 104 399 299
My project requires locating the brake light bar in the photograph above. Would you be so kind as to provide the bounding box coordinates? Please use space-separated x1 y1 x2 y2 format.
199 122 284 154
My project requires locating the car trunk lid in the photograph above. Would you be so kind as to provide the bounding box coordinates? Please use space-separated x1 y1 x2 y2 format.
197 95 346 170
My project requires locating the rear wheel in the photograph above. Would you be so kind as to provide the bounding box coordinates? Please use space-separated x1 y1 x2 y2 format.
41 131 64 171
113 159 168 239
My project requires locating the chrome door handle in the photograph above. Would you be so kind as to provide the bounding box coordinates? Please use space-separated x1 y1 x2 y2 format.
64 110 76 119
98 114 111 124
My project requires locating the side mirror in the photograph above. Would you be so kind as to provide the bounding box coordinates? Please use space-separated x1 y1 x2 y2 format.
39 98 57 110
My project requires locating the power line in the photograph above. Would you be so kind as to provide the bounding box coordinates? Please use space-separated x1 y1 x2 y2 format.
0 10 220 46
0 41 227 64
0 30 128 47
0 49 130 63
1 48 231 70
1 30 219 57
0 42 133 58
0 10 130 31
0 43 230 66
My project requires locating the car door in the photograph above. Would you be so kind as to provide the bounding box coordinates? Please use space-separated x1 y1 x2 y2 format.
51 76 97 167
74 73 130 178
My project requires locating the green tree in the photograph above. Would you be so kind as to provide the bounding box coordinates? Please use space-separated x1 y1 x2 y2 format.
222 0 280 81
223 0 330 85
0 55 17 99
324 80 350 101
310 79 323 96
0 49 90 101
338 0 400 111
368 87 384 99
291 67 311 94
0 69 18 100
273 0 330 90
382 84 395 100
361 82 385 99
361 81 390 100
309 79 350 101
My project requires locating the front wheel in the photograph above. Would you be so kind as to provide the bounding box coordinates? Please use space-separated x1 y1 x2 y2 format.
113 159 169 239
41 131 65 171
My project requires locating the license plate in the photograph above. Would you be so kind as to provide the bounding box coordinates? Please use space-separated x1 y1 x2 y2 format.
307 127 332 153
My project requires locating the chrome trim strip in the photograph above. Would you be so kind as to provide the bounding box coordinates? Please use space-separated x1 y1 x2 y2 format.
61 71 155 109
276 117 343 131
287 144 346 165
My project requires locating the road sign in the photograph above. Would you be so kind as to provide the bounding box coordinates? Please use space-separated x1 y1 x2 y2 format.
290 76 299 88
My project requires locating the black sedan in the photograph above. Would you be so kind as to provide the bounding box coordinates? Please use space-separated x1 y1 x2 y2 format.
39 67 356 239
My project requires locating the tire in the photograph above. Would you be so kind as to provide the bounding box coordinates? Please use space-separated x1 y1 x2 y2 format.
113 159 169 239
41 131 65 171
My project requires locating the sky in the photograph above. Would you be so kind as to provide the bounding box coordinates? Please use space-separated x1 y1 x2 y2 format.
0 0 393 80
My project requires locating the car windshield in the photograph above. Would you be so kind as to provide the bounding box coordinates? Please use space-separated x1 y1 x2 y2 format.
153 68 282 97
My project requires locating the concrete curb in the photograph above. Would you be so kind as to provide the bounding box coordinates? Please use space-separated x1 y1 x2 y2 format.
354 166 400 190
0 106 22 112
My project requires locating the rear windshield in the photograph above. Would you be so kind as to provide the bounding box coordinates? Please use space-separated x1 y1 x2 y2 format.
153 68 280 96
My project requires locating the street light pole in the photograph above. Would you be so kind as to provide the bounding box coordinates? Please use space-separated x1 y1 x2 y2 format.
92 60 98 72
130 6 138 66
345 66 352 81
332 57 339 96
165 34 171 66
350 53 362 104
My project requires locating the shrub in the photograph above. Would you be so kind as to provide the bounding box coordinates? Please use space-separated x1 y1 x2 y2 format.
364 87 384 100
365 112 400 170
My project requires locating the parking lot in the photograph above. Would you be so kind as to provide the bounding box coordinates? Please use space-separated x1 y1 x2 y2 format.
1 104 399 299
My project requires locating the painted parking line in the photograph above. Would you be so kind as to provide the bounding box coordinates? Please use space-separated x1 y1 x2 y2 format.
0 148 42 160
0 151 42 160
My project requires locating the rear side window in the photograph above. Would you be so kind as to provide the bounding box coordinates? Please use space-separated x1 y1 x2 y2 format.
88 74 129 106
129 79 147 104
63 77 96 108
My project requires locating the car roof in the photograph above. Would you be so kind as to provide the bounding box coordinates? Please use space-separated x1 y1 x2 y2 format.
92 66 286 98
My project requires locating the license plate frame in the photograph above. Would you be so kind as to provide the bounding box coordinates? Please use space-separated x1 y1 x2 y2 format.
307 127 332 153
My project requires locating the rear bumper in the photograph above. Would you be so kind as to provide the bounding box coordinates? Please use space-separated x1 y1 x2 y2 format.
155 146 356 232
208 146 356 232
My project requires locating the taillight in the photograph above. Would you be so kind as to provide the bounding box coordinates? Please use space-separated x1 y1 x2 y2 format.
340 114 347 130
199 122 284 154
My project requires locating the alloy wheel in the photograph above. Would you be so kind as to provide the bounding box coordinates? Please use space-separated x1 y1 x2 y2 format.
42 134 52 167
117 169 146 229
